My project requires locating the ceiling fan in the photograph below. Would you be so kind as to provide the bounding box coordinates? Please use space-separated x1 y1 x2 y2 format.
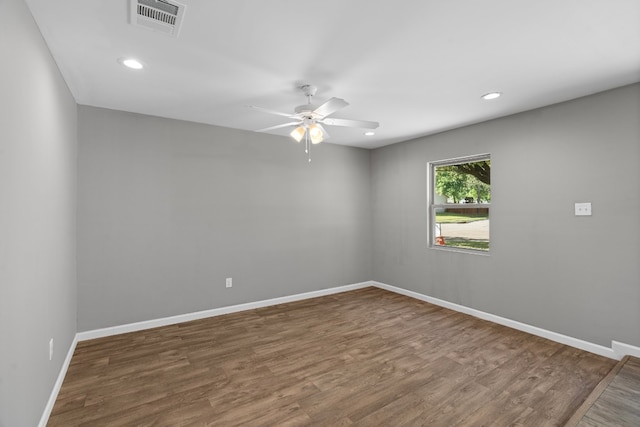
249 84 379 161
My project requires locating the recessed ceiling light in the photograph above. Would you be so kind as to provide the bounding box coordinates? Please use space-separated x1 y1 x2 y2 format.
481 92 501 100
364 131 375 136
119 58 144 70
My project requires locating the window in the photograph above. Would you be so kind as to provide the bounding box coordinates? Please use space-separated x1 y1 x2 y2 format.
429 154 490 253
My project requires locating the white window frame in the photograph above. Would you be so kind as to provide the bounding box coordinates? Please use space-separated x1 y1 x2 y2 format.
428 153 490 254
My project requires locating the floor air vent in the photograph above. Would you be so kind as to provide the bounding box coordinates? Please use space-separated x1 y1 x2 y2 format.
130 0 186 37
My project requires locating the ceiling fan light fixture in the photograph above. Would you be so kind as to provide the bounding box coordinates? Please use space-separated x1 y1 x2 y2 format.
308 124 323 144
290 126 305 142
364 131 375 136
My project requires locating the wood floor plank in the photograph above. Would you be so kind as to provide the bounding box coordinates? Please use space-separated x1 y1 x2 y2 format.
47 287 618 426
564 356 626 426
575 356 640 427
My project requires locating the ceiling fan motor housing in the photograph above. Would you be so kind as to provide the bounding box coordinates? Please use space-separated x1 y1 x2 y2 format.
294 104 320 117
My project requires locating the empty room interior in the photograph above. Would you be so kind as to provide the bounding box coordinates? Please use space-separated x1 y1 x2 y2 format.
2 0 640 426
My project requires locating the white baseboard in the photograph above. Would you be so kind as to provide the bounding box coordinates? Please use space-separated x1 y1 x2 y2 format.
76 281 371 342
371 281 620 360
612 341 640 359
38 334 78 427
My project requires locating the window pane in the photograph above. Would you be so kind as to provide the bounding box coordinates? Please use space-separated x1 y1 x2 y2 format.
434 208 489 251
434 160 490 205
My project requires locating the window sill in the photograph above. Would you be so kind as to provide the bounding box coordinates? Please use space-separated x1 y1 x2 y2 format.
429 245 490 256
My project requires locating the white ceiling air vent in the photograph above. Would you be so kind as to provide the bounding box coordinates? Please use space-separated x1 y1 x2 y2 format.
130 0 186 37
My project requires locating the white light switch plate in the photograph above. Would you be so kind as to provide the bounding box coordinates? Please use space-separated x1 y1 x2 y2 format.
575 202 592 216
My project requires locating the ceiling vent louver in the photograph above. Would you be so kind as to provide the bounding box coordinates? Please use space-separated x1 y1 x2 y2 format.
130 0 186 37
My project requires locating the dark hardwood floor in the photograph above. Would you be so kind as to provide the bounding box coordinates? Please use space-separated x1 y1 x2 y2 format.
48 287 616 426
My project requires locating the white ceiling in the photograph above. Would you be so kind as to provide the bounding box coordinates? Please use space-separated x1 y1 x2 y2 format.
25 0 640 149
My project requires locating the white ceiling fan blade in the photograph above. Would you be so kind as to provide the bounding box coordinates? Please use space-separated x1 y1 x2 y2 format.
313 97 349 118
255 122 300 132
247 105 295 119
321 117 379 129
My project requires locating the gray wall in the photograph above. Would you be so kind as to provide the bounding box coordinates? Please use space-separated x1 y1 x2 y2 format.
77 106 372 331
0 0 78 426
371 83 640 348
2 2 637 421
